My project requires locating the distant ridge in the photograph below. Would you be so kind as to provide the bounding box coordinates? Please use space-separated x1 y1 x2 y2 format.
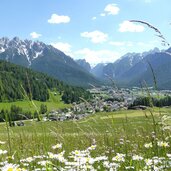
75 59 91 72
90 47 171 89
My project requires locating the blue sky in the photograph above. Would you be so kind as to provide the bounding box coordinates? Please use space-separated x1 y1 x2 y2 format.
0 0 170 64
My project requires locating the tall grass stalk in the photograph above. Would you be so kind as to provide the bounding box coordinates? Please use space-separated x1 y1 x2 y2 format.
4 113 12 155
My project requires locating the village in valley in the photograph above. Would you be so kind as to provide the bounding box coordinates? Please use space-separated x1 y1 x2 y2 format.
45 86 171 122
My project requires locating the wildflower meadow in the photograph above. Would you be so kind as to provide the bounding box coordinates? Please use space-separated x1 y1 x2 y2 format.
1 108 171 170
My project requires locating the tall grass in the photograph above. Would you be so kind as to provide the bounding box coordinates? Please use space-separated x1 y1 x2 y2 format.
1 108 171 170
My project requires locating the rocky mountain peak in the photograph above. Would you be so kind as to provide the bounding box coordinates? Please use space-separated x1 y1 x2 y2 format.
0 36 100 87
75 59 91 72
0 37 48 65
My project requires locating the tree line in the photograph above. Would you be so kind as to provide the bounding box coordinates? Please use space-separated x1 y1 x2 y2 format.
0 104 48 125
131 95 171 107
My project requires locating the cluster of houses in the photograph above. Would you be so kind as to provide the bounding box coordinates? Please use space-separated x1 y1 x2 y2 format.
46 109 90 121
11 86 171 125
10 86 171 125
45 86 136 122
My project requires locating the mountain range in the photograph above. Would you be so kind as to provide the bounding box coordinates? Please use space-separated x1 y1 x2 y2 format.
0 37 100 87
1 37 171 89
77 47 171 89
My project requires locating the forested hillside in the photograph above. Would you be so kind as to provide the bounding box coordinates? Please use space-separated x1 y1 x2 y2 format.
0 60 91 103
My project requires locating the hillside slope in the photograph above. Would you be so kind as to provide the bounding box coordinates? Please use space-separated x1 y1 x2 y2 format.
0 60 91 103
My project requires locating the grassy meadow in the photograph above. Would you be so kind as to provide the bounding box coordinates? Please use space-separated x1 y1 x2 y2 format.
1 107 171 170
0 91 71 113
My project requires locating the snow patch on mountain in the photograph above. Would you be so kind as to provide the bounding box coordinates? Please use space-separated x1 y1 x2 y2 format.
33 51 43 59
0 37 48 66
0 47 5 53
165 52 171 56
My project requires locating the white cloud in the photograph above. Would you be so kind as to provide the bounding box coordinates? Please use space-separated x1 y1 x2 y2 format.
51 42 72 56
48 14 70 24
104 4 120 15
81 30 108 44
100 13 106 17
119 20 145 32
30 32 42 39
75 48 120 64
92 16 97 20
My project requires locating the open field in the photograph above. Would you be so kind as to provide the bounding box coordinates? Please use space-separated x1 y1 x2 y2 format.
0 91 71 113
0 107 171 170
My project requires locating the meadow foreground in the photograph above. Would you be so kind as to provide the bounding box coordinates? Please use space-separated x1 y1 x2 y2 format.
0 108 171 170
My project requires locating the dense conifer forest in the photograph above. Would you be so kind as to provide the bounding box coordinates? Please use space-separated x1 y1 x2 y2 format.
0 60 91 103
